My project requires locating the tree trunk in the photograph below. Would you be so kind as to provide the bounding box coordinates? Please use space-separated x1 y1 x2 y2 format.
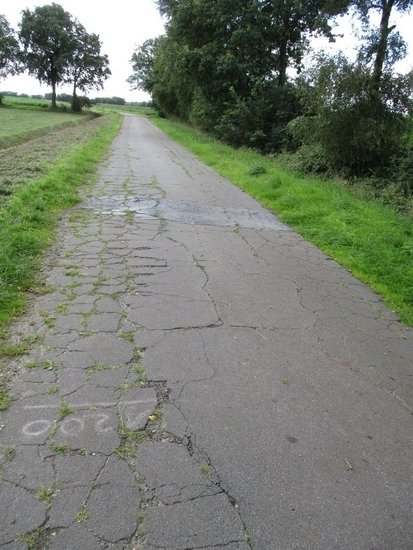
371 0 395 97
71 79 80 111
51 80 57 109
278 39 287 87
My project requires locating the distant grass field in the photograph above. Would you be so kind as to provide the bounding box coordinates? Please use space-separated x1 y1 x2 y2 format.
0 109 81 140
92 103 156 116
0 98 96 150
1 95 52 109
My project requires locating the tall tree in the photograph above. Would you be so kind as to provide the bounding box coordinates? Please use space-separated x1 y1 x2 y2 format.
258 0 339 87
67 22 111 111
354 0 413 97
127 38 158 94
19 3 75 108
0 15 21 102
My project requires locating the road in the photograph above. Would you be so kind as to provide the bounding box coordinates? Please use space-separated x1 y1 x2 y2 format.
1 114 412 550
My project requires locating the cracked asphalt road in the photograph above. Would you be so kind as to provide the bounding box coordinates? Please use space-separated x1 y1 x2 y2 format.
1 115 412 550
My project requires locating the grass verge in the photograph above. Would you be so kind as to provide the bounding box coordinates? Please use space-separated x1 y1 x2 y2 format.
0 113 122 327
151 117 413 327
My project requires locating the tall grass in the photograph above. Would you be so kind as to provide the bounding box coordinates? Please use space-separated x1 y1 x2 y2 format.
152 117 413 326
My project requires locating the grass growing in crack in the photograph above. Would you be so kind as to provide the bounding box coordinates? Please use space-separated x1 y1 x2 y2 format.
2 444 15 458
79 448 90 456
124 210 135 225
58 401 74 418
0 388 11 410
25 358 55 370
52 443 69 453
68 211 90 225
23 333 42 345
115 442 137 460
39 311 55 328
132 364 147 383
137 509 145 534
47 384 59 394
30 284 56 296
18 528 43 548
86 363 122 381
119 422 148 444
36 487 56 507
64 267 80 277
78 330 99 338
119 332 134 343
199 464 210 477
42 360 55 371
75 506 88 523
133 345 145 361
47 420 59 440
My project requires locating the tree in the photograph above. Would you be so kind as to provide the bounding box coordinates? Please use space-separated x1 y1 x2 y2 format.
67 22 111 111
258 0 343 87
353 0 413 97
288 54 413 175
19 3 75 108
0 15 20 103
127 38 158 94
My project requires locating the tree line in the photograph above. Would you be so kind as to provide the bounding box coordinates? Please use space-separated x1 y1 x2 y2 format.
0 3 110 110
128 0 413 203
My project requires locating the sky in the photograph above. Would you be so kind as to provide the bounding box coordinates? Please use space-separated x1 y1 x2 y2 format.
1 0 166 102
1 1 412 102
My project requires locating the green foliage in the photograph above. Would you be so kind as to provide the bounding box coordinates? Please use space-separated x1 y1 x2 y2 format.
19 4 110 110
19 4 76 108
289 55 413 176
128 38 157 94
132 0 329 153
211 83 302 152
0 15 21 85
152 116 413 325
68 24 111 111
0 112 122 328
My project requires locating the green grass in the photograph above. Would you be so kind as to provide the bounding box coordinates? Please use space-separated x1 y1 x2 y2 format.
0 113 122 328
151 117 413 326
0 107 89 150
91 103 156 116
1 95 52 110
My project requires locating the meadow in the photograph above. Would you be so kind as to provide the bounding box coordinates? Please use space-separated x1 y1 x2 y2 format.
0 96 92 150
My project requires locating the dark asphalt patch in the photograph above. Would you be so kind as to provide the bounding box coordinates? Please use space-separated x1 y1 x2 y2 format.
81 196 290 231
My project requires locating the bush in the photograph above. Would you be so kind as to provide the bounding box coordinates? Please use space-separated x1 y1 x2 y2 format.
289 55 413 177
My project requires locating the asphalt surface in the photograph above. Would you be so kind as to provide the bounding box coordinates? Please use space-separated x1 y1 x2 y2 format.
1 114 412 550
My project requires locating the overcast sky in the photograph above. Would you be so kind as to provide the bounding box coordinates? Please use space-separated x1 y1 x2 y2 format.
1 1 412 102
1 0 166 101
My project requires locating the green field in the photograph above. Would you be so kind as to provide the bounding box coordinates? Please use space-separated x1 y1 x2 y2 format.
1 95 52 109
91 103 156 116
0 97 90 150
0 109 81 140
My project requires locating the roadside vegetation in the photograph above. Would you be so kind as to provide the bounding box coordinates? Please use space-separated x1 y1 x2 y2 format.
126 0 413 326
152 117 413 327
0 104 122 328
129 1 413 214
0 99 122 406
